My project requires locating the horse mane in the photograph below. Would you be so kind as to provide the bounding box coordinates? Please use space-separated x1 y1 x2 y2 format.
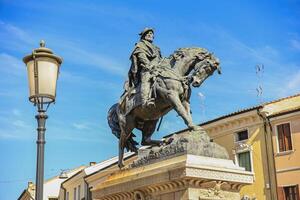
167 47 209 69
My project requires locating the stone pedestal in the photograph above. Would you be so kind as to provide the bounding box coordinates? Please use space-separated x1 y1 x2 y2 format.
92 154 253 200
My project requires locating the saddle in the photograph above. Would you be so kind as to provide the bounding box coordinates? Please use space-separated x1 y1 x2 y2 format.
119 81 149 116
119 64 189 116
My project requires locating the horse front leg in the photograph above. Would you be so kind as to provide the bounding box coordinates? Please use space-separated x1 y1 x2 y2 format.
168 93 199 130
182 100 203 131
182 100 191 118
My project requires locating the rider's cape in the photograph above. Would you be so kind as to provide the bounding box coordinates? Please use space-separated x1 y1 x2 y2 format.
128 40 161 87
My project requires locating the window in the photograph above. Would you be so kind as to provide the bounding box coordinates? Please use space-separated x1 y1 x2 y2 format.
284 185 299 200
74 188 77 200
66 192 69 200
88 189 92 200
238 151 251 171
78 185 81 200
277 123 292 152
236 130 248 142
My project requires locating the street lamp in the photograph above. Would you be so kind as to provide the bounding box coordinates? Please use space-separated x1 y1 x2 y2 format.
23 40 62 200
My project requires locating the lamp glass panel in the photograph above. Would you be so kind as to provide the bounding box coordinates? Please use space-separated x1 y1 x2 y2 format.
26 60 36 97
37 60 59 102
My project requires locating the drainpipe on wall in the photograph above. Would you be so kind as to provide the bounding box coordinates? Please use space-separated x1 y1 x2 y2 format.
61 185 66 200
84 179 90 200
257 108 278 200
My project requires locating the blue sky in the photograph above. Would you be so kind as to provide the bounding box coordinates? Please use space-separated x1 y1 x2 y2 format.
0 0 300 199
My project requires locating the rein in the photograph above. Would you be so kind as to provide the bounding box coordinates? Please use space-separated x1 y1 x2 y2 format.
153 64 193 85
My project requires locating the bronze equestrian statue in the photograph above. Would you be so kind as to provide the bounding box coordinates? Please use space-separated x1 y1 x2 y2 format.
108 28 221 168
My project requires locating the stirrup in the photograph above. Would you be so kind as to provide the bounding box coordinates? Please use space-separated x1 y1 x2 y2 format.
142 100 155 107
147 101 155 106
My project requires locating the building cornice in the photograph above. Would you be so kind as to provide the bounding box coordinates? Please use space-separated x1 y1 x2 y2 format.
268 108 300 121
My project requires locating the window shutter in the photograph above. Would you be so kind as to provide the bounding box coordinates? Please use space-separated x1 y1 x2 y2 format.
278 124 284 152
295 185 299 200
238 152 251 172
278 187 286 200
283 123 292 151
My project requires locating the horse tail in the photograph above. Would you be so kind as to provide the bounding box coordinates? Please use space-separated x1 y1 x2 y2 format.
107 103 121 139
107 103 138 152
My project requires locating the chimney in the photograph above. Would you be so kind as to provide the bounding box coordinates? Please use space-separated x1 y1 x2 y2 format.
89 162 96 166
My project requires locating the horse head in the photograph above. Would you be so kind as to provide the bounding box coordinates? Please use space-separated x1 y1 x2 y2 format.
190 50 221 87
170 47 212 76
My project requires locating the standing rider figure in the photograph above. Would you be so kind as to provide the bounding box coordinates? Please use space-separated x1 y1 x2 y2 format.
128 28 162 107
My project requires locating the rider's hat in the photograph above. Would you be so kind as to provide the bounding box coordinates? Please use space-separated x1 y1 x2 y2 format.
139 27 154 38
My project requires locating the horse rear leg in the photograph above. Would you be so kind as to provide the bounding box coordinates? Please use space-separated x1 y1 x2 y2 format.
118 124 126 168
118 115 135 168
141 120 161 146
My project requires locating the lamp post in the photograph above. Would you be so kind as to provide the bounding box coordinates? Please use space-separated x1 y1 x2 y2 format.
23 41 62 200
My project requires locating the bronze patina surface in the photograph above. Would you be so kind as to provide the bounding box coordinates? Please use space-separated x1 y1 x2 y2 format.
107 28 221 168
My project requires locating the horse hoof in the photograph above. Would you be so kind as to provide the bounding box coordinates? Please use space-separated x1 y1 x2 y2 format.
141 140 162 146
118 162 125 169
190 125 204 131
164 137 174 145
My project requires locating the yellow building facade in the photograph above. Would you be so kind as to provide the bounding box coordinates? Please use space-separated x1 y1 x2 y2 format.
195 94 300 200
198 108 276 200
262 94 300 200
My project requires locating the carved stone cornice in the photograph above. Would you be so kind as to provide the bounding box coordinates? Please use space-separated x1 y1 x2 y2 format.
234 141 252 153
92 154 253 200
204 114 261 138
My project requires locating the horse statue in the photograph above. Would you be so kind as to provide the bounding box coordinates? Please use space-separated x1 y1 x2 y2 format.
107 47 221 168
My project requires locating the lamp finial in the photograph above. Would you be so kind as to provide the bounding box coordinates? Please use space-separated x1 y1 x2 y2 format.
40 40 45 48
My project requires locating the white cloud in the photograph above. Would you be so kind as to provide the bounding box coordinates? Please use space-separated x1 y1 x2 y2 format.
12 120 28 128
12 109 21 117
276 69 300 97
0 132 22 140
0 20 35 51
75 2 154 23
0 21 31 42
57 42 127 76
60 70 120 90
72 122 90 130
0 21 127 76
203 27 300 101
0 128 33 140
216 29 279 66
0 53 24 76
0 91 14 97
290 39 300 50
287 70 300 90
50 134 108 143
198 92 206 100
